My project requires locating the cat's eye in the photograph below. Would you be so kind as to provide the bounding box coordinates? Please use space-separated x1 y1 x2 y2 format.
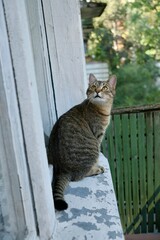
91 84 96 90
103 85 109 90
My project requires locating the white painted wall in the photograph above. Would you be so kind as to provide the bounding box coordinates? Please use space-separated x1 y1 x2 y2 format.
86 62 109 80
26 0 87 129
0 0 87 239
42 0 87 117
26 0 57 136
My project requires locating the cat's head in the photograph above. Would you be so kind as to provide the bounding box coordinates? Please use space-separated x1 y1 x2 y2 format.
86 74 117 105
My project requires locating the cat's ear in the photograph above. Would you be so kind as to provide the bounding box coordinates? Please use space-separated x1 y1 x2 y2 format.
108 75 117 89
89 73 97 84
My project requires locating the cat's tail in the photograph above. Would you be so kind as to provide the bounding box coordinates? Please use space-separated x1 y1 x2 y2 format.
53 174 70 211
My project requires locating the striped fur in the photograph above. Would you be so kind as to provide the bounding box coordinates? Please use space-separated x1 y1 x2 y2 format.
48 74 117 210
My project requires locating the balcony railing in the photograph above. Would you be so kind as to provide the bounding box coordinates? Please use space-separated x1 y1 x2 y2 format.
102 104 160 234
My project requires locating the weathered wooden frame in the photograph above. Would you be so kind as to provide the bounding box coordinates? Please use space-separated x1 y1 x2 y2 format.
1 0 56 239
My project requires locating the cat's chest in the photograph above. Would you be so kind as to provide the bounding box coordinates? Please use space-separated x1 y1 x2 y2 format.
90 115 110 142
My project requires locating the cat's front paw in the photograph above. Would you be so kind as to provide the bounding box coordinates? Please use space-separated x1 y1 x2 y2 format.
98 165 105 174
86 165 105 177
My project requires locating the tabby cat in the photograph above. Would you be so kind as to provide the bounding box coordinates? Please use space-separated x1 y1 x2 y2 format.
48 73 117 211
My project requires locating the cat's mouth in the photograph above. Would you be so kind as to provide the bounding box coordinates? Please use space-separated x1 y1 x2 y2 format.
94 94 101 99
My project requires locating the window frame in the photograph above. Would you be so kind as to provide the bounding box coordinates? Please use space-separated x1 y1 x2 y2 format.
1 0 56 239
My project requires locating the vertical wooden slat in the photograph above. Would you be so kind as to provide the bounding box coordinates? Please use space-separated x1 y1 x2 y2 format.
153 111 160 232
137 112 147 233
114 115 125 230
146 112 154 232
122 114 133 233
130 114 140 233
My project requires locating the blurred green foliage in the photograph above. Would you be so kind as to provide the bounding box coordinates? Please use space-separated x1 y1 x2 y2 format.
113 62 160 108
86 0 160 108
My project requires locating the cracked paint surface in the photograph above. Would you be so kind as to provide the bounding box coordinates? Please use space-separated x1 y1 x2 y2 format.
55 153 124 240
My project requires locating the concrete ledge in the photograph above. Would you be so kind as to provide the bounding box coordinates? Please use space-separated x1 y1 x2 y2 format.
54 153 124 240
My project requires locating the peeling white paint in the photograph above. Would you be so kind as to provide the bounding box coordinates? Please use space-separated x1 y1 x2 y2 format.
55 153 124 240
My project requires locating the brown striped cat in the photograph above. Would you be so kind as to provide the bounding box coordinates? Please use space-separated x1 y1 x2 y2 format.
48 73 117 211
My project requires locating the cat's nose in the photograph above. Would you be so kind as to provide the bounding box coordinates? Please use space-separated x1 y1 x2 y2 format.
95 88 102 93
